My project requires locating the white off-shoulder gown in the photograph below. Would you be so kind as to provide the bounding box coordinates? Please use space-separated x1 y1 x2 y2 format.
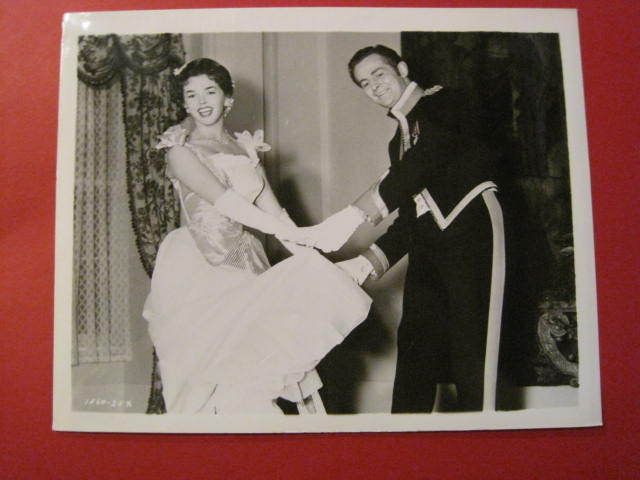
143 125 372 414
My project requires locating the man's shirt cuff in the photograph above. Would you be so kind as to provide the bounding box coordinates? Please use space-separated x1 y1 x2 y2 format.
352 171 390 225
362 243 390 279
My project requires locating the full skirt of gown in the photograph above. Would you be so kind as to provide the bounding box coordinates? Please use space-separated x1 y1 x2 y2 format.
143 227 372 414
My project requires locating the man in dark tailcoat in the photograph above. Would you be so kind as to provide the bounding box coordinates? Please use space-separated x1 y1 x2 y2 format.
306 45 506 413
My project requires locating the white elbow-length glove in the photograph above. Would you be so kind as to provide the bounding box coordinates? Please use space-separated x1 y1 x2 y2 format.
335 256 374 285
278 209 314 255
298 206 368 253
214 190 310 244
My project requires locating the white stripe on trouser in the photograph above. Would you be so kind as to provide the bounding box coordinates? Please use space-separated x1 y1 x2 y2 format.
481 189 506 412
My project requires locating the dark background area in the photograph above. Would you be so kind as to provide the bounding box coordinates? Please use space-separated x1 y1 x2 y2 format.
403 31 575 389
1 1 638 479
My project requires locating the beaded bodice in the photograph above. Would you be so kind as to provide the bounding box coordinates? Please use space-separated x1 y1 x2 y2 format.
157 125 271 273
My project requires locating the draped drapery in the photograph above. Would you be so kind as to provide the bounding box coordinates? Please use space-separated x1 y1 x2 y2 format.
78 34 184 275
76 34 185 413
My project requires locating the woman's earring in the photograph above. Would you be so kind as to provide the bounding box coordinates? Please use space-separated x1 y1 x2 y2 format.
223 98 234 117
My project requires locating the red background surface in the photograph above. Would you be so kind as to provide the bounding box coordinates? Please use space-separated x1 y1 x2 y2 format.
1 1 638 478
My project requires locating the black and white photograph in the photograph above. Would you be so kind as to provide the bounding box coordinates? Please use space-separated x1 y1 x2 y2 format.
53 8 601 432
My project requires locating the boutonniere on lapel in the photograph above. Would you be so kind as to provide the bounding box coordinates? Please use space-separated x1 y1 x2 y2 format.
411 122 421 146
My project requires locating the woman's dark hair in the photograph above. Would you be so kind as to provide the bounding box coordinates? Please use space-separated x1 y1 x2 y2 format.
347 45 403 85
175 58 234 97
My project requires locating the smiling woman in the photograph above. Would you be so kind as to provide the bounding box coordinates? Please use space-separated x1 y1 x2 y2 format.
180 59 234 129
184 76 228 125
141 57 372 414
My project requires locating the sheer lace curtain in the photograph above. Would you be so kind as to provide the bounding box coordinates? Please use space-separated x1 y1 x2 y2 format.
73 34 184 395
73 80 131 364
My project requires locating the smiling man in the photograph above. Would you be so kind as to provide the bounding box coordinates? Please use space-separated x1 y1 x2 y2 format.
306 45 506 413
349 48 410 109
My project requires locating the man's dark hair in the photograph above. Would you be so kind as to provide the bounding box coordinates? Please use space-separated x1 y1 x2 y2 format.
348 45 403 85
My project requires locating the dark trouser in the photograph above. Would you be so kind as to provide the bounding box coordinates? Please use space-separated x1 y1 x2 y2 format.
391 198 494 413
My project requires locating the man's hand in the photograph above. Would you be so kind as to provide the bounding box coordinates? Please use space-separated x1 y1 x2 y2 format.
335 256 374 285
297 206 367 253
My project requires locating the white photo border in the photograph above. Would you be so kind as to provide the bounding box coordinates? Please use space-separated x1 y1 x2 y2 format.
54 7 601 433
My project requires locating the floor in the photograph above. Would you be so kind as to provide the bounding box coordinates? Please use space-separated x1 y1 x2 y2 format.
72 364 579 414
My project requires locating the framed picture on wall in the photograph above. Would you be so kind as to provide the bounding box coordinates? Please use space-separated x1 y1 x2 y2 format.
53 7 601 433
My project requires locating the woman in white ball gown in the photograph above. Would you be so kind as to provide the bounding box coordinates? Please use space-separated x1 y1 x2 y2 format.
143 58 371 414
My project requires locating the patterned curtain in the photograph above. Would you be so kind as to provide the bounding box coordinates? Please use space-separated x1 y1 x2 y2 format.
78 34 185 275
77 34 185 413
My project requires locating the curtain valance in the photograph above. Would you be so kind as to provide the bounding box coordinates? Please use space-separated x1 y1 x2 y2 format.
78 34 184 87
